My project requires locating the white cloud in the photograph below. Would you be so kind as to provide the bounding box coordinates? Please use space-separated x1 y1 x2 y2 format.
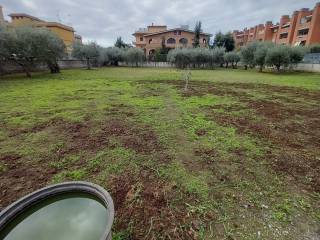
1 0 318 47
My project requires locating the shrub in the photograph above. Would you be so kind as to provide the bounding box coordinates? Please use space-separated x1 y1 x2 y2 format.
265 45 291 72
167 47 225 69
209 47 225 67
72 42 100 70
123 48 145 67
254 42 275 72
289 46 307 66
240 42 259 70
0 27 66 76
224 51 240 68
105 47 124 66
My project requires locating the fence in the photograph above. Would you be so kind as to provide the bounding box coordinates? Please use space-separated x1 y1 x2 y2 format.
303 53 320 64
119 61 173 68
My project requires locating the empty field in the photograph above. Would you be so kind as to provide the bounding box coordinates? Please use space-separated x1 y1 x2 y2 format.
0 68 319 239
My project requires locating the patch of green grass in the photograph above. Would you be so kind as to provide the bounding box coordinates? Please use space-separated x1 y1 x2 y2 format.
1 67 319 240
159 161 209 200
52 169 87 183
89 147 137 177
0 163 8 173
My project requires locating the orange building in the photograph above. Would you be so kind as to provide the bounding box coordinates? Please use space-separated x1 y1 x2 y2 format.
133 24 212 57
0 6 82 53
233 2 320 48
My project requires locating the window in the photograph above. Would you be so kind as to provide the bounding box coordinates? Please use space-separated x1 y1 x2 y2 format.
279 33 288 39
281 24 290 29
174 31 181 35
203 38 207 44
179 38 188 45
149 39 152 44
167 38 176 44
300 17 312 24
298 28 309 36
140 37 143 41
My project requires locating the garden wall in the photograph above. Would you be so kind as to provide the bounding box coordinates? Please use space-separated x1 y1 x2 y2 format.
0 60 87 75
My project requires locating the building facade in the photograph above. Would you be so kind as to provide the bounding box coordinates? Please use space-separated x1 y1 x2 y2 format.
233 2 320 48
0 6 82 53
133 24 211 57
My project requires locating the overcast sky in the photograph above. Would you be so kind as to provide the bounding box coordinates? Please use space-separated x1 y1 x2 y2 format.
1 0 318 46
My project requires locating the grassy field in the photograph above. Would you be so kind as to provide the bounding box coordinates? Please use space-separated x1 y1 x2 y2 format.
0 67 319 239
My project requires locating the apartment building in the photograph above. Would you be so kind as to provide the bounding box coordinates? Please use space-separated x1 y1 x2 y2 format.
233 2 320 48
0 6 82 52
133 24 212 57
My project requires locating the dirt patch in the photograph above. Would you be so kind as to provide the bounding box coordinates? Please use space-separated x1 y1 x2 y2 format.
207 98 320 192
0 117 166 210
0 155 57 210
166 79 320 192
109 169 214 239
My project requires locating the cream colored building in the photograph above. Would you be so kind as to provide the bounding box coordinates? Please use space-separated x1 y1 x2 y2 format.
133 24 212 57
0 6 82 53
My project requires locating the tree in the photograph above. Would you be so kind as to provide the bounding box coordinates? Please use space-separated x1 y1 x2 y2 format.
209 47 226 68
289 46 307 66
213 32 235 52
224 51 240 68
72 42 100 69
115 37 127 48
254 42 274 72
167 48 192 69
240 42 259 70
265 45 291 72
36 29 66 73
0 27 65 77
97 48 109 66
124 48 145 67
105 47 123 66
193 21 202 48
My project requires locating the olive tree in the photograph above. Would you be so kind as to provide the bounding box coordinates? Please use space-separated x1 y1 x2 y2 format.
124 48 145 67
36 29 66 73
254 42 274 72
105 47 123 66
0 27 65 77
289 46 307 67
209 47 225 67
265 45 291 72
72 42 100 70
224 51 240 68
240 42 258 70
97 48 109 66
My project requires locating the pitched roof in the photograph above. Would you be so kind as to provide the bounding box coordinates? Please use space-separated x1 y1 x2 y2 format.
36 22 74 32
9 13 74 32
9 13 44 22
135 28 212 37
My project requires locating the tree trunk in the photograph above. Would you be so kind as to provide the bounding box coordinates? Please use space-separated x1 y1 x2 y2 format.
259 65 263 72
225 62 228 68
12 59 31 77
86 58 91 70
48 61 60 74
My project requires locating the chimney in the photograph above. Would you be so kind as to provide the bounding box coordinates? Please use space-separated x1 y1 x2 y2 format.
0 6 5 24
